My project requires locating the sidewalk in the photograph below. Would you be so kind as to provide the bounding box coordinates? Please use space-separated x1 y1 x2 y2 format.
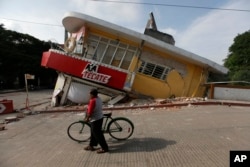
0 105 250 167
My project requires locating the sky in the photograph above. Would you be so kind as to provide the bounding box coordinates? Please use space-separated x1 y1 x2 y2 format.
0 0 250 65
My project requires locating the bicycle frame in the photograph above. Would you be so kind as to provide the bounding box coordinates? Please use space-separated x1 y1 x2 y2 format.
81 114 116 133
84 115 127 133
102 115 117 133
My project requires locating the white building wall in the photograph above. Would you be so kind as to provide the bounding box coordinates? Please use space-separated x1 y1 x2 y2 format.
214 87 250 101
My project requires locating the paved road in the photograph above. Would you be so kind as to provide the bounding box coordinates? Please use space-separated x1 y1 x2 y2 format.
0 104 250 167
0 89 53 111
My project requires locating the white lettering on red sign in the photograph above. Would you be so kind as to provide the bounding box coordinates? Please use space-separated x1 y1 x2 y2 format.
0 104 6 113
81 63 111 84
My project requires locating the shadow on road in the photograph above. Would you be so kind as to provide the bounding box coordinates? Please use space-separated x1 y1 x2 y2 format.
109 137 176 153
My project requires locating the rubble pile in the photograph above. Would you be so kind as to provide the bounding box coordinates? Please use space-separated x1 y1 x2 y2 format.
113 97 206 107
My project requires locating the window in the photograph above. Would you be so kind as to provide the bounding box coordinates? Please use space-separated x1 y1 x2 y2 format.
152 65 164 79
84 33 138 70
102 45 116 64
138 60 171 80
111 48 125 66
121 50 134 70
94 43 107 61
144 63 155 75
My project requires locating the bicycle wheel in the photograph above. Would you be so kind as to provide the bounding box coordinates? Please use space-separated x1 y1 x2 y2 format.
107 117 134 140
67 121 91 142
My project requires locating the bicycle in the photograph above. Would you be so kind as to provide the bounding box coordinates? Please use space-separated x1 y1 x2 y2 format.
67 112 134 142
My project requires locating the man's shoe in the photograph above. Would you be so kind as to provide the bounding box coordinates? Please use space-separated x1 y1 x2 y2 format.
96 148 109 154
84 146 95 151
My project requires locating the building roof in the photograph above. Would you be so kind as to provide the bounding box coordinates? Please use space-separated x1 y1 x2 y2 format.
62 11 228 74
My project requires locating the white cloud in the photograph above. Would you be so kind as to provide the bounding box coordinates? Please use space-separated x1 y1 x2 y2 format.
174 0 250 65
2 0 142 43
71 0 143 26
1 20 23 32
1 18 65 43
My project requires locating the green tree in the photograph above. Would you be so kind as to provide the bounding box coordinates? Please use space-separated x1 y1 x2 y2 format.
224 30 250 82
0 24 57 89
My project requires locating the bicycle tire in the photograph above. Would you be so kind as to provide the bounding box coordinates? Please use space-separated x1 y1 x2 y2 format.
67 121 91 142
107 117 134 140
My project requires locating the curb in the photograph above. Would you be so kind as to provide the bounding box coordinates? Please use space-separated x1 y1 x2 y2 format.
31 100 250 114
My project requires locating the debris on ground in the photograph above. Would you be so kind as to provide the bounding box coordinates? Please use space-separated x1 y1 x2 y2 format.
23 96 208 113
5 116 19 123
0 120 5 130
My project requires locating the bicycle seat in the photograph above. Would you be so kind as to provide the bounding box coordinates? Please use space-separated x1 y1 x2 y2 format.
104 112 112 117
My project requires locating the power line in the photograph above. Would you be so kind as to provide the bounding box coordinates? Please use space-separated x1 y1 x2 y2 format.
1 1 249 27
91 0 250 12
0 17 62 27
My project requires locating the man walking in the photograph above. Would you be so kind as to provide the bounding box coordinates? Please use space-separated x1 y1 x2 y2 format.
84 89 109 154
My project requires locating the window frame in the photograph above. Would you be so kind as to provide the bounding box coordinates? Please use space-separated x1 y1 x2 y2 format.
85 33 138 70
138 60 171 80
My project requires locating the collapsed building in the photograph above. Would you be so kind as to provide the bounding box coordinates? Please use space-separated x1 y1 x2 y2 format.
41 12 228 106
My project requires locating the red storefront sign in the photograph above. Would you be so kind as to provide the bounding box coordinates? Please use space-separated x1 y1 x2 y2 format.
0 100 14 115
41 51 127 90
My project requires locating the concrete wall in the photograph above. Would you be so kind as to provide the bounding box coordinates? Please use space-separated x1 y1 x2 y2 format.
213 87 250 101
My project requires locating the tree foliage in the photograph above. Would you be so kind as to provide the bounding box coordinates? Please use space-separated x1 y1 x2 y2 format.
224 30 250 82
0 24 57 89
